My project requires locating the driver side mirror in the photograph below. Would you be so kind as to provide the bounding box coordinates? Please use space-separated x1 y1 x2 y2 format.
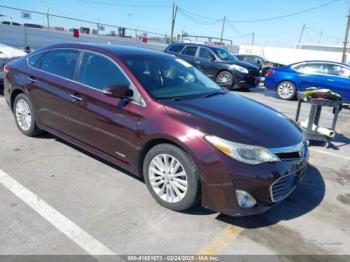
103 84 134 99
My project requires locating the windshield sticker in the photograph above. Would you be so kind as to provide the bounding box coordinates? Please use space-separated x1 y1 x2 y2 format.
176 58 193 68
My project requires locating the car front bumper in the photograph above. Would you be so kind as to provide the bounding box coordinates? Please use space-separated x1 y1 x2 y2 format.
233 75 261 89
199 147 309 216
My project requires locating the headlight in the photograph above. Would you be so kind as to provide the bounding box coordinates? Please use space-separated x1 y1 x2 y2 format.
205 135 280 165
230 64 249 74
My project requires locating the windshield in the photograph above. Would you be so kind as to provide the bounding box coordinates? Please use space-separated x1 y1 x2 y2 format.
120 55 224 100
212 47 236 61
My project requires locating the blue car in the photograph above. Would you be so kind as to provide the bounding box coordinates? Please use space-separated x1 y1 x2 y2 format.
264 61 350 102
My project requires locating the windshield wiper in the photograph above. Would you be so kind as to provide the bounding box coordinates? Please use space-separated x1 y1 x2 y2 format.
202 91 226 99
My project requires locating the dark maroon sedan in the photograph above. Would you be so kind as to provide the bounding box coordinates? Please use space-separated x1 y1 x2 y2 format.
4 43 309 216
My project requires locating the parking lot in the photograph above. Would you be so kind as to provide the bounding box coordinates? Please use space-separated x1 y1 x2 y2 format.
0 85 349 257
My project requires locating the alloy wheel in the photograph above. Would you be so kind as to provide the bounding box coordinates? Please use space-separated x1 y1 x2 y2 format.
277 82 295 99
217 72 233 85
15 99 32 131
148 154 188 203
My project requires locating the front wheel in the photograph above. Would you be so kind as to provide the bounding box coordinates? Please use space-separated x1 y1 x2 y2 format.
276 81 297 100
143 144 200 211
216 71 234 89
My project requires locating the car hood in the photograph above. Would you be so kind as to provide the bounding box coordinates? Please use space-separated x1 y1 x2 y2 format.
162 92 303 148
219 59 260 70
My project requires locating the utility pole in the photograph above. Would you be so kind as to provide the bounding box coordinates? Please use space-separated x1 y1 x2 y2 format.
46 8 50 30
341 9 350 63
298 23 306 46
170 2 177 43
251 32 255 46
220 16 226 43
318 31 323 44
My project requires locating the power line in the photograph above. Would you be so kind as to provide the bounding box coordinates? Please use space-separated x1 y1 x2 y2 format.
177 9 222 26
73 0 170 8
177 7 222 22
177 0 339 24
226 20 251 36
228 0 340 22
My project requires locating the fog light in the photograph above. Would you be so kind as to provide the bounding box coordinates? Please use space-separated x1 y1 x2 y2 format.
236 190 257 208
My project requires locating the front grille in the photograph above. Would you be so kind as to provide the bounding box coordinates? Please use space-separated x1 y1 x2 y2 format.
249 69 261 77
270 166 307 202
276 151 301 160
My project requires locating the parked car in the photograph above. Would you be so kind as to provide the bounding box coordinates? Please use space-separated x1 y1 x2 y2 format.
165 43 260 90
236 54 284 76
4 43 308 216
0 43 26 84
265 61 350 102
1 21 21 26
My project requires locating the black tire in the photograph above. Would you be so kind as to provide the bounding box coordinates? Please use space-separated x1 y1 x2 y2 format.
143 144 200 212
216 70 234 90
13 93 42 137
276 81 297 100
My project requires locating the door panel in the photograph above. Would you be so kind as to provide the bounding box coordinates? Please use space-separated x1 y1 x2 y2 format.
26 49 81 132
64 84 141 163
195 47 217 79
179 46 198 65
65 51 142 163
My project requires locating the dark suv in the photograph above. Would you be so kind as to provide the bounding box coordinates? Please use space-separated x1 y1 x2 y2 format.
165 43 261 90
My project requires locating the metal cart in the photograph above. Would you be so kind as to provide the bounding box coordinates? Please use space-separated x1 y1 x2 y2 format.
295 92 343 147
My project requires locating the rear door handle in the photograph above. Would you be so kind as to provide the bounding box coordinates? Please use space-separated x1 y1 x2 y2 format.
327 79 335 82
70 93 83 101
27 76 37 83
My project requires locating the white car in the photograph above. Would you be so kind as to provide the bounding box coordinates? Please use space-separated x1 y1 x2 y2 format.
0 43 27 83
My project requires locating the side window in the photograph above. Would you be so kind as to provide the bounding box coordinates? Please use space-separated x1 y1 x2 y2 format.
182 46 198 57
40 49 79 79
294 63 324 74
167 44 184 54
198 47 214 60
28 52 46 68
324 64 350 78
78 52 130 91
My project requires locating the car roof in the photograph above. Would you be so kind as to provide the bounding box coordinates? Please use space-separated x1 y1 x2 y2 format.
168 42 227 50
290 60 349 67
39 42 172 58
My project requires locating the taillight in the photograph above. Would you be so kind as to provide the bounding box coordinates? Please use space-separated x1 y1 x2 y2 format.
265 69 275 77
4 64 11 78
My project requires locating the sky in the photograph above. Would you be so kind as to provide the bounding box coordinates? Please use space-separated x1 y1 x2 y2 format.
0 0 349 47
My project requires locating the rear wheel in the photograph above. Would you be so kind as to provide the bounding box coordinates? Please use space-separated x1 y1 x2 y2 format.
143 144 200 211
14 93 42 136
216 71 234 89
276 81 296 100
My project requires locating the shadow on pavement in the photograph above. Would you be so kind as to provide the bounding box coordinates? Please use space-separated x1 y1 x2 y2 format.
217 164 325 228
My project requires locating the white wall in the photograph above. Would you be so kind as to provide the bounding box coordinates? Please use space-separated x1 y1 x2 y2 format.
0 24 167 51
239 45 347 65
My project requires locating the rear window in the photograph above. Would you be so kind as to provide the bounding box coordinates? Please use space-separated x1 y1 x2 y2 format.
167 44 184 54
40 49 79 79
182 46 198 57
28 52 46 68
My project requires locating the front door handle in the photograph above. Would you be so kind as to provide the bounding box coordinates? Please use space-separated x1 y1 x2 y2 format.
27 76 37 83
70 94 83 101
327 79 335 82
